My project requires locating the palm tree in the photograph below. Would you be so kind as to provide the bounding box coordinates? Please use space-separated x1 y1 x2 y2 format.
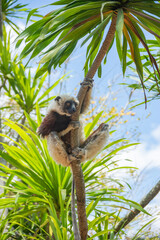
0 0 27 38
18 1 160 239
19 0 160 86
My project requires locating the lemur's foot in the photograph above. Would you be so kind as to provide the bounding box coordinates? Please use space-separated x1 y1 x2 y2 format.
72 147 85 159
80 78 94 88
70 121 80 129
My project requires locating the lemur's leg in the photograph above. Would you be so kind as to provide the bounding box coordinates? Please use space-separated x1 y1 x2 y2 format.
47 132 70 167
80 78 94 114
72 123 109 162
59 121 80 137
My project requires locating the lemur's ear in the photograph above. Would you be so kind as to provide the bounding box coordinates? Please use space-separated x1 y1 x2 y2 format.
55 96 61 101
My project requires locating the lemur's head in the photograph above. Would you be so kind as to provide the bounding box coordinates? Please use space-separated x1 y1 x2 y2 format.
48 95 79 116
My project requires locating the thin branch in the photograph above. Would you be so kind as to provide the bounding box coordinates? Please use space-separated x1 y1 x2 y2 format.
71 179 80 240
108 180 160 238
111 88 134 126
0 78 7 91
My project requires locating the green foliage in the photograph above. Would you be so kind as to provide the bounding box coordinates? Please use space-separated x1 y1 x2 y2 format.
124 39 160 100
2 0 28 33
17 0 160 83
132 218 156 240
0 115 149 239
0 27 66 116
0 117 72 238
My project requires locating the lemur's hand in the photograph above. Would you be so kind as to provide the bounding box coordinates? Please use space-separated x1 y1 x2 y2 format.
80 78 94 88
69 121 80 129
99 123 109 132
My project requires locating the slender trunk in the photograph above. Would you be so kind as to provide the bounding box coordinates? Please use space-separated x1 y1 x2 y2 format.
71 180 80 239
70 14 117 240
85 14 117 79
109 180 160 238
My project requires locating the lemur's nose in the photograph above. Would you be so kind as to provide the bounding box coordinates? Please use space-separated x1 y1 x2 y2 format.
68 107 76 114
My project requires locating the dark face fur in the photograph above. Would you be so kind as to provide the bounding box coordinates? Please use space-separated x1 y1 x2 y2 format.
63 100 78 114
54 95 79 116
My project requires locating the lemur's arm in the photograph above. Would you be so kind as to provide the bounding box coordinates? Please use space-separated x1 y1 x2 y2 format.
59 121 80 137
80 78 93 114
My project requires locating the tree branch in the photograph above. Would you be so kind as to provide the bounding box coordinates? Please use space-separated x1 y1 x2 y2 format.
109 180 160 238
85 14 117 79
71 179 80 240
69 14 117 240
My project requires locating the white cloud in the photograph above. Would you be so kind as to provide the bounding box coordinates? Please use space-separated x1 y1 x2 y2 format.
151 125 160 142
116 125 160 171
120 142 160 170
112 125 160 236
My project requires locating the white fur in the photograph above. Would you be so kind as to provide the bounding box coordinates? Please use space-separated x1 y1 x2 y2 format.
47 95 79 116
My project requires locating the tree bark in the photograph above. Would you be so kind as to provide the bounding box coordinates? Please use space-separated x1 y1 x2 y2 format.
70 14 117 240
85 14 117 79
71 180 80 240
109 180 160 238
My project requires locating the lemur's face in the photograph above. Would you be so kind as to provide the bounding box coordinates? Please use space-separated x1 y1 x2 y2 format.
54 95 79 116
63 100 78 114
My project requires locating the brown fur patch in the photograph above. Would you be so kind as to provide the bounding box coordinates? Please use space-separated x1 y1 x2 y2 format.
37 111 56 138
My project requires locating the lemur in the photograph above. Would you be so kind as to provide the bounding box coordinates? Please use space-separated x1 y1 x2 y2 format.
37 79 109 166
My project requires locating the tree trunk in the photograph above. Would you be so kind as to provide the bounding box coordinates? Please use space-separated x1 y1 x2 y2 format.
70 14 117 240
109 180 160 238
